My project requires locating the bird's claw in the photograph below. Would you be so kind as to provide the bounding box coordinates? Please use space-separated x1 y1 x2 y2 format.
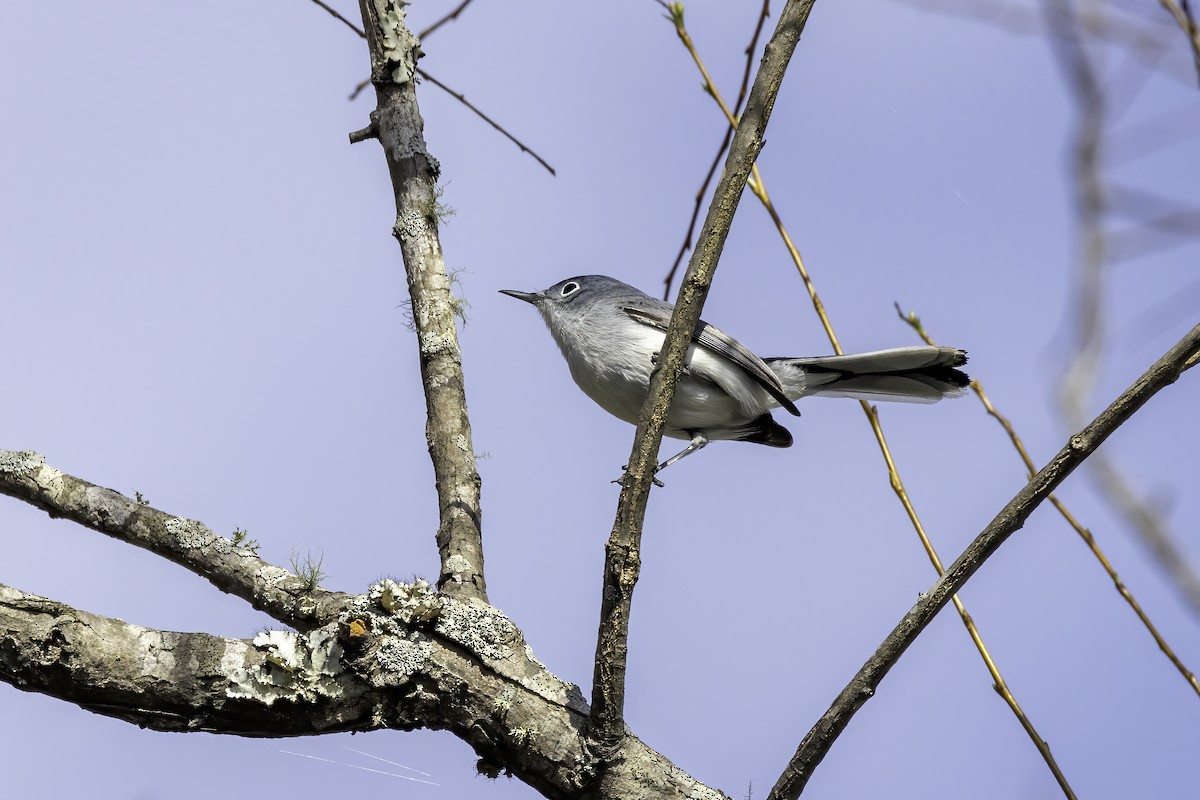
613 466 665 488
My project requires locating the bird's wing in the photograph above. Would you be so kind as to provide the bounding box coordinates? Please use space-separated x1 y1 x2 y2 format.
622 305 800 416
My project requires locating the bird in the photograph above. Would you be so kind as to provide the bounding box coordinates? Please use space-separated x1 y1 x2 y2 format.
500 275 969 475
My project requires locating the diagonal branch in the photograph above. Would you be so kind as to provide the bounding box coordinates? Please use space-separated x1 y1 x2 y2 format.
588 0 817 754
416 68 556 175
417 0 477 40
768 322 1200 800
898 308 1200 699
355 0 486 603
0 450 352 629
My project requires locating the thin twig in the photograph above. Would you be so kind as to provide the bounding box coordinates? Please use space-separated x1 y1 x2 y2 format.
416 68 556 175
1158 0 1200 82
311 0 555 175
311 0 366 37
663 0 772 298
663 134 729 300
666 8 1074 796
417 0 477 40
589 0 817 755
898 305 1200 699
768 323 1200 800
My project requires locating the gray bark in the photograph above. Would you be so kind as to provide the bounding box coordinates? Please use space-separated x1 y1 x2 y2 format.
0 450 726 799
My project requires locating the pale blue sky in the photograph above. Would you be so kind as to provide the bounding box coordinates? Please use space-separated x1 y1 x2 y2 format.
2 2 1198 798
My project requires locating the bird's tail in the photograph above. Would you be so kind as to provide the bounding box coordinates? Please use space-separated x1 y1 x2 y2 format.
765 346 970 404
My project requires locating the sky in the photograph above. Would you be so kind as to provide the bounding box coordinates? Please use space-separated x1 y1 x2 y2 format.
2 1 1198 798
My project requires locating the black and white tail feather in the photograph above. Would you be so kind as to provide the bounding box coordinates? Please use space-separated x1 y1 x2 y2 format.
767 346 970 405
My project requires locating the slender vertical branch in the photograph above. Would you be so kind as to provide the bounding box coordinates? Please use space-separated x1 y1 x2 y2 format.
356 0 486 603
768 323 1200 800
588 0 817 756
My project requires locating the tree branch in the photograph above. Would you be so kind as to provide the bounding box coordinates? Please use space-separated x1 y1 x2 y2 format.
0 450 352 629
0 584 369 734
1 572 728 799
768 321 1200 800
588 0 818 754
355 0 486 602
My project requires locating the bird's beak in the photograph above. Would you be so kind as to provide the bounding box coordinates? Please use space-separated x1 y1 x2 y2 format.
499 288 542 305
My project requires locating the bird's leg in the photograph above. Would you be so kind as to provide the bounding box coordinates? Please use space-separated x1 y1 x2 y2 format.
655 431 708 473
612 431 707 487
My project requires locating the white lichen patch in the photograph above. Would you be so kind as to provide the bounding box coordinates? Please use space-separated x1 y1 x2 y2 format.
443 554 472 576
165 517 220 550
373 578 442 624
227 625 345 705
417 331 452 357
395 208 428 239
255 564 291 587
376 633 433 679
0 450 64 499
372 0 422 84
0 449 44 473
435 597 517 661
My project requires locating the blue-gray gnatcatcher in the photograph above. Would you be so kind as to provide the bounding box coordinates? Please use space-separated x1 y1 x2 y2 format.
501 275 969 473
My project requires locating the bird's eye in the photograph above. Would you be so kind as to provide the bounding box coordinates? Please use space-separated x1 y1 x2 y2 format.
560 281 580 297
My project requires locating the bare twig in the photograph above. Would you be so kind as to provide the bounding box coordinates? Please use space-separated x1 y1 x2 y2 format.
1158 0 1200 81
898 306 1200 699
312 0 555 174
666 8 1074 796
663 134 729 300
417 0 477 40
416 68 556 175
768 323 1200 800
663 0 772 298
589 0 817 756
311 0 366 37
356 0 487 602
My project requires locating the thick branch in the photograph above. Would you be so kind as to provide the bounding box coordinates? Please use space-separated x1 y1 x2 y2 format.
768 322 1200 799
589 0 818 753
0 450 352 629
355 0 486 602
0 584 369 734
1 575 727 799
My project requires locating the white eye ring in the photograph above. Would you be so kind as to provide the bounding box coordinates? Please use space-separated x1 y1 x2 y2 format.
560 281 580 297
